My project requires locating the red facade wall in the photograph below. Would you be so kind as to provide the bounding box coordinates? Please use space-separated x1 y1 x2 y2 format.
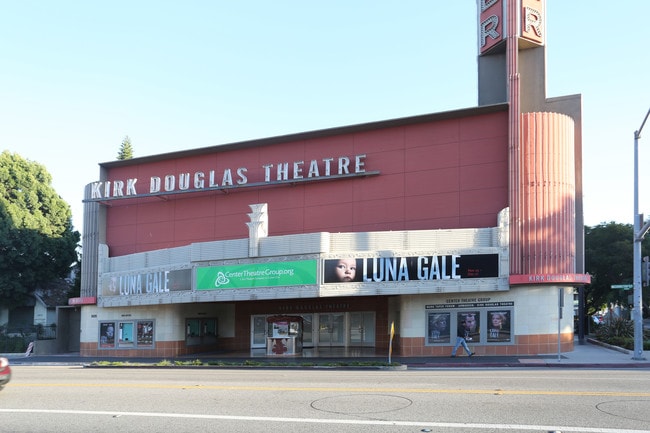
104 110 509 256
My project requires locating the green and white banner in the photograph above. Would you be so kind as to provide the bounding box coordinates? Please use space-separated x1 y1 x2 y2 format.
196 260 317 290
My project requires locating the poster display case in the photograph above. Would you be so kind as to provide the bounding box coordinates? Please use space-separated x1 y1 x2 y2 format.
98 320 156 349
266 315 303 356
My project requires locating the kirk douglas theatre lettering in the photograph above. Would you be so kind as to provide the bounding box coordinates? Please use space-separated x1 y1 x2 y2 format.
86 154 373 201
323 254 499 284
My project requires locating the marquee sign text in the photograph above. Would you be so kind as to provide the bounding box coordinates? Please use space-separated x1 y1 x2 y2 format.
101 269 191 297
87 154 371 202
323 254 499 284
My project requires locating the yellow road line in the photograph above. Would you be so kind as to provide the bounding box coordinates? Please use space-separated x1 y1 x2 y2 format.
9 383 650 397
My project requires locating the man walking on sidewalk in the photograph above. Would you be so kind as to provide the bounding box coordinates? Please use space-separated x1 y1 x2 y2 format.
451 318 474 357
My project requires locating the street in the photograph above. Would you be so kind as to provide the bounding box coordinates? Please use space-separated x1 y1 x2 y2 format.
1 366 649 432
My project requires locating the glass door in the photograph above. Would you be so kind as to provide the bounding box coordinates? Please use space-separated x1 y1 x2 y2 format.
251 315 267 348
318 313 345 346
350 312 375 346
301 314 313 347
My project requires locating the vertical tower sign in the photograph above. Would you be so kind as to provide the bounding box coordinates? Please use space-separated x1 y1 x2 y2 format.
478 0 545 56
520 0 544 46
479 0 506 55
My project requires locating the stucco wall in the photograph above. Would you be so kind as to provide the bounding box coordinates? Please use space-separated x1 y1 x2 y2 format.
99 110 509 257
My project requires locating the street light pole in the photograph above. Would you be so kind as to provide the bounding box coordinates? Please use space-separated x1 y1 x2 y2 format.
632 107 650 360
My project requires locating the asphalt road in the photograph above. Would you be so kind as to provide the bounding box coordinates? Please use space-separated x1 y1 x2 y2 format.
1 366 650 433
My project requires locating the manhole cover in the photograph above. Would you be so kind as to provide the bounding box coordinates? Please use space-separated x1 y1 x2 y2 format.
596 400 650 423
311 394 412 415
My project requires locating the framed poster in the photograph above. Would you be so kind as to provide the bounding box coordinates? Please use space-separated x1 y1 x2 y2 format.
457 311 480 342
118 322 134 345
99 322 115 348
427 312 451 344
272 321 289 338
487 310 512 342
137 320 154 346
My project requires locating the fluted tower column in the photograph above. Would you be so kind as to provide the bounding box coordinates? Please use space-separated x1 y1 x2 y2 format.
511 112 576 275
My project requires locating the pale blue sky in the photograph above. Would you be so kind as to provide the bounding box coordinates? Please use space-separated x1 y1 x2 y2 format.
1 1 649 234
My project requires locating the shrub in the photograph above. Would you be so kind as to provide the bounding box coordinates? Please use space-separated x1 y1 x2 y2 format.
0 335 28 353
606 336 631 349
595 318 634 340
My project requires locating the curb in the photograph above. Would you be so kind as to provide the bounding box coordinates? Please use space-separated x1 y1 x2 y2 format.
585 338 631 355
82 363 408 371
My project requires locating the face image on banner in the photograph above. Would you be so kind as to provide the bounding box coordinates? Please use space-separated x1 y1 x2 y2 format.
457 311 480 342
323 258 361 283
487 310 512 342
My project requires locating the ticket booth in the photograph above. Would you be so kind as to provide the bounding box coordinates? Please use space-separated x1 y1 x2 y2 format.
266 315 303 356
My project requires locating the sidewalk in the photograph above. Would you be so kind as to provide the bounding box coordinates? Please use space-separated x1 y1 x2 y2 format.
408 338 650 369
4 338 650 368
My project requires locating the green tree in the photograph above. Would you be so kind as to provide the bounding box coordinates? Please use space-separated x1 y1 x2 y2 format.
0 151 80 309
117 135 133 160
584 222 650 316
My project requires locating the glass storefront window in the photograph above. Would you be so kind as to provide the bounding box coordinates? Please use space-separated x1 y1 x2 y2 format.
252 312 376 349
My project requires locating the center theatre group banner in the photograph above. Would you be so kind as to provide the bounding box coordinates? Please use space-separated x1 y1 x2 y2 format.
196 260 317 290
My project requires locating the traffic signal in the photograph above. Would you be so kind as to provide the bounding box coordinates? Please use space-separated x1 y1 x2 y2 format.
643 256 650 287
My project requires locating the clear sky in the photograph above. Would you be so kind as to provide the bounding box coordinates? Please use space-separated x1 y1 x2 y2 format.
1 1 649 235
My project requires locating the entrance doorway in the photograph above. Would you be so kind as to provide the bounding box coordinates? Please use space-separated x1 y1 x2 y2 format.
251 312 375 349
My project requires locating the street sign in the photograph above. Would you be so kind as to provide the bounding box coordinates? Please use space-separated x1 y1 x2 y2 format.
611 284 633 290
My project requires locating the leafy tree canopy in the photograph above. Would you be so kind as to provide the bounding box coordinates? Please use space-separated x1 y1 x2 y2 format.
117 135 133 160
584 222 650 316
0 151 80 309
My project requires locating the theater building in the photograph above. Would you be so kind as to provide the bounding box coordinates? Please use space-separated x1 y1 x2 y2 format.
75 0 590 358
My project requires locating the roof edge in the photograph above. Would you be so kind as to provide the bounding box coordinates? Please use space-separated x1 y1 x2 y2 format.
100 103 509 168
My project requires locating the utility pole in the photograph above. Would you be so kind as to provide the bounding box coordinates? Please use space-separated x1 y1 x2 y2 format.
632 107 650 360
